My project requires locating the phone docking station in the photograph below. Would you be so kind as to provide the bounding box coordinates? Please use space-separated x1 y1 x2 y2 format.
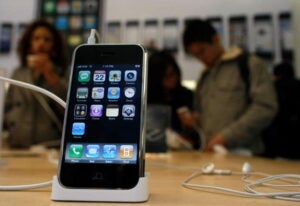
51 173 149 202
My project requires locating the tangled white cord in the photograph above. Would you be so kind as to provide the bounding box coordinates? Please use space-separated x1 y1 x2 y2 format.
182 169 300 202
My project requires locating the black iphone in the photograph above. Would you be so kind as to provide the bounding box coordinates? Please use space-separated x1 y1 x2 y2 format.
58 44 147 189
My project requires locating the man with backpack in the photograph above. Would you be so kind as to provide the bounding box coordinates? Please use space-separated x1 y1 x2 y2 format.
180 19 277 155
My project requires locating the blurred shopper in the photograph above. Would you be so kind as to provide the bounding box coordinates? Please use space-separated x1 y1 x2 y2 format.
181 19 277 155
3 19 69 148
147 50 201 150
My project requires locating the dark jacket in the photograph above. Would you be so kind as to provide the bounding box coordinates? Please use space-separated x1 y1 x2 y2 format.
263 78 300 159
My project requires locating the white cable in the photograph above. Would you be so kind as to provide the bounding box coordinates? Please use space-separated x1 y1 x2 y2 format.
182 170 269 197
0 181 52 191
245 182 300 201
0 76 66 108
87 28 101 44
0 76 67 190
241 172 300 187
182 169 300 202
244 174 300 201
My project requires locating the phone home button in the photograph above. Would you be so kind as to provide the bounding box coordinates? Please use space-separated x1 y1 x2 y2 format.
92 172 103 180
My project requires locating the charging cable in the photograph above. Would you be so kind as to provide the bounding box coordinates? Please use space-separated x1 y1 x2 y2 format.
0 76 65 190
0 76 65 108
87 28 101 44
0 28 101 191
0 181 53 191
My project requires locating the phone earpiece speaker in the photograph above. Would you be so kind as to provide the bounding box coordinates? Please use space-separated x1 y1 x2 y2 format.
100 52 115 57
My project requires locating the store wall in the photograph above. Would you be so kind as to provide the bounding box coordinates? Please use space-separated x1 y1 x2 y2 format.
0 0 37 138
0 0 37 76
104 0 292 82
0 0 293 80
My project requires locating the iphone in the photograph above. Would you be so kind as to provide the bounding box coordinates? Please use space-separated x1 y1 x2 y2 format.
58 44 147 189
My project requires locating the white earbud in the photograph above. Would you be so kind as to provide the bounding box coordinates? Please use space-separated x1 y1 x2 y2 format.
242 162 252 174
201 162 253 175
201 163 216 174
201 163 232 175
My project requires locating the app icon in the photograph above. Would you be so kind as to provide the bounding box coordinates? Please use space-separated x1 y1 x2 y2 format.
76 87 88 99
106 105 119 117
68 34 82 47
84 15 97 29
102 145 117 158
78 71 91 82
69 144 83 158
109 70 121 82
74 104 87 117
55 16 68 30
125 70 137 81
72 122 85 135
122 105 135 117
70 16 82 29
86 144 100 158
93 70 106 82
57 0 70 14
84 0 98 13
71 0 83 13
43 0 56 14
124 87 136 98
107 87 120 99
90 105 103 117
92 87 105 99
120 145 134 159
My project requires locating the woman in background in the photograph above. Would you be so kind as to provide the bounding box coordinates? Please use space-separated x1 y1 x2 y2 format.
3 19 69 148
148 50 201 150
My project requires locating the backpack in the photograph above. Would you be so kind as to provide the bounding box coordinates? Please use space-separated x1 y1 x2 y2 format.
236 53 251 103
236 53 300 159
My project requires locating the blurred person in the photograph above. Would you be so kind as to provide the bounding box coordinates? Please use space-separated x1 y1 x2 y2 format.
181 19 277 155
263 62 300 159
147 50 201 150
3 19 69 148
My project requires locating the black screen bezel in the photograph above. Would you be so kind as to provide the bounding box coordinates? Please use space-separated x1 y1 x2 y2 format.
58 44 146 189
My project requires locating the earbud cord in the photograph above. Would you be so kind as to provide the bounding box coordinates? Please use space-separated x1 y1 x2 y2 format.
183 170 264 196
182 169 300 202
241 172 300 187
